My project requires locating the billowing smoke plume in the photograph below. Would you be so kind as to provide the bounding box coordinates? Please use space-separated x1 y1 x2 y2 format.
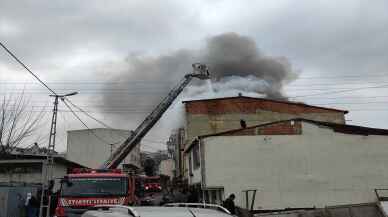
202 33 295 99
100 33 297 132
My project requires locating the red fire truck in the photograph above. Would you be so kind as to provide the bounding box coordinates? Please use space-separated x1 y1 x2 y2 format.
55 169 136 216
54 64 210 217
141 175 162 192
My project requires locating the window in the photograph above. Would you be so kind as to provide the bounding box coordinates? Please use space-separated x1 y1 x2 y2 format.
61 177 128 197
193 144 200 169
204 188 224 205
188 153 193 176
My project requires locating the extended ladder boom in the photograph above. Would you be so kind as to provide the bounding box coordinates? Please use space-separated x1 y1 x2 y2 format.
101 63 210 169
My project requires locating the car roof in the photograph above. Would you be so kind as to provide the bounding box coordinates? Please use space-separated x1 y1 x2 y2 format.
83 206 231 217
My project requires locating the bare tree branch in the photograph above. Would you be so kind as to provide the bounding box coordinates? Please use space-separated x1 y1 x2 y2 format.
0 93 46 155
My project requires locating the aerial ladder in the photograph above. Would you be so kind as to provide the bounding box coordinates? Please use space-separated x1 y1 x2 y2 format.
101 63 210 169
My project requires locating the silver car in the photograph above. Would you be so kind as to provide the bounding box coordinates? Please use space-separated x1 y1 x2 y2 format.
82 204 232 217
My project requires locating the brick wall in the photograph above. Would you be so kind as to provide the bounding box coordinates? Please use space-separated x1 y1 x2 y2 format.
185 97 345 115
222 120 302 136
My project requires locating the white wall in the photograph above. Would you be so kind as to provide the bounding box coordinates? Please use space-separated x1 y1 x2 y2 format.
0 161 68 185
198 122 388 209
186 150 202 185
67 128 141 168
159 159 175 178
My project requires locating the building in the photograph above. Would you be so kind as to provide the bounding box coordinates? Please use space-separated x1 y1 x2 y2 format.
172 95 348 180
159 159 175 178
184 118 388 209
167 128 185 177
10 142 58 155
140 150 170 175
66 128 141 170
183 96 348 142
0 154 82 184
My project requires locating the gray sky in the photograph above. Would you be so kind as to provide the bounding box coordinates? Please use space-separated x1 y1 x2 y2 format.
1 0 388 152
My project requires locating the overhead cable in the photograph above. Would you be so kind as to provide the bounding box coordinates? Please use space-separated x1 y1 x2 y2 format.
0 41 57 95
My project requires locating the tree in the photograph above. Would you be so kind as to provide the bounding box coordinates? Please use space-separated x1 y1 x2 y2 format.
0 94 45 155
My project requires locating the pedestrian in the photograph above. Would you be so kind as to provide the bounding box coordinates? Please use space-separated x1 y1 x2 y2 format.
223 194 236 215
17 193 26 217
26 193 39 217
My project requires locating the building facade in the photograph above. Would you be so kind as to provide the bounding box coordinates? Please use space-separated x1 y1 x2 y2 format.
158 159 175 178
180 95 348 180
0 154 82 185
185 119 388 209
183 96 348 143
66 128 141 169
167 128 186 178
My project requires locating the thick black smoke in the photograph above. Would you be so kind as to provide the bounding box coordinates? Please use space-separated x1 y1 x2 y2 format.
204 33 295 99
102 32 296 114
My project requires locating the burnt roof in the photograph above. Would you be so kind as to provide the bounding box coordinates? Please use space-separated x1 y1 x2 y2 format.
182 96 348 114
185 118 388 153
203 118 388 138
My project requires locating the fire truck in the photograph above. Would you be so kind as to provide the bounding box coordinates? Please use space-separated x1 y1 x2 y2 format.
140 175 162 192
54 63 210 217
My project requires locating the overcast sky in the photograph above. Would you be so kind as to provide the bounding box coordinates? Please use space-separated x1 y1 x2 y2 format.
1 0 388 152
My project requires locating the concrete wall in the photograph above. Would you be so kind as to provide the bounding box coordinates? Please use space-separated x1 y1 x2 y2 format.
186 150 202 185
0 160 67 184
159 159 175 178
67 128 141 169
190 122 388 209
186 110 345 142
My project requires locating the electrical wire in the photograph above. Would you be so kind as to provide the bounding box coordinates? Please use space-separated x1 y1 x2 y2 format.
296 73 388 79
61 98 117 145
64 98 114 129
0 41 57 95
290 84 388 99
62 99 167 150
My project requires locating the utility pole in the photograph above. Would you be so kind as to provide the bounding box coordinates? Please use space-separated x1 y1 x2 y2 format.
39 92 78 217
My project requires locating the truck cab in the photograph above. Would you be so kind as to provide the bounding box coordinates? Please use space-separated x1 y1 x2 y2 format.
55 169 135 217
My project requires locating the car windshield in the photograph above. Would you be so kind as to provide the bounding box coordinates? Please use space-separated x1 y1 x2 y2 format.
61 177 128 197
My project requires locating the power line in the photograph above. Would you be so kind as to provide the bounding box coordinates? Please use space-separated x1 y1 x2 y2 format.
290 84 388 99
64 99 167 144
51 98 165 147
64 98 114 129
296 73 388 79
61 100 167 150
10 100 388 109
0 42 57 95
61 99 118 145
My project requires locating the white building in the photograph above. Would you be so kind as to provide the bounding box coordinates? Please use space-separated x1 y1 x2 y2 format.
184 118 388 209
159 159 175 178
0 154 82 184
66 128 141 170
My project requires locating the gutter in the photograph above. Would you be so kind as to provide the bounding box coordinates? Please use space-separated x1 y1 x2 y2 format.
198 137 206 190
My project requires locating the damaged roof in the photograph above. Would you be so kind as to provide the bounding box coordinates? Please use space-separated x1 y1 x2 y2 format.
185 118 388 152
182 96 349 114
204 118 388 137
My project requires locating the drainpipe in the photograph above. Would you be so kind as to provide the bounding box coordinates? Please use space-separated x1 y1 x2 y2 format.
198 137 206 203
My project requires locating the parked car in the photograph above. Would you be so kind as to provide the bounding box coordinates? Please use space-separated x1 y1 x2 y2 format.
81 204 232 217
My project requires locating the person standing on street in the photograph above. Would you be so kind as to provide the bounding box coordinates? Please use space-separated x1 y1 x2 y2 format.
26 193 39 217
223 194 236 215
